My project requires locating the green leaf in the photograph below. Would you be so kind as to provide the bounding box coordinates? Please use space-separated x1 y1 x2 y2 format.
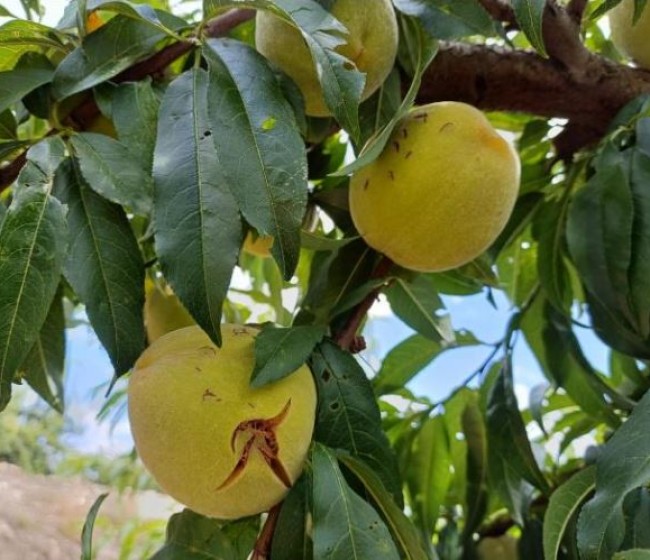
0 109 17 140
375 332 480 395
0 20 67 71
0 52 53 114
300 230 357 252
334 14 437 176
311 340 403 505
271 475 313 560
512 0 547 55
85 0 178 36
392 0 496 40
543 467 596 560
461 396 489 542
358 68 402 148
578 389 650 560
0 169 67 411
52 15 167 100
252 325 326 388
110 79 160 173
407 415 452 535
311 443 400 560
19 288 65 413
486 360 550 521
153 68 242 347
150 509 259 560
204 38 307 280
337 451 430 560
53 158 145 376
385 275 454 343
520 293 621 425
81 493 109 560
70 132 153 216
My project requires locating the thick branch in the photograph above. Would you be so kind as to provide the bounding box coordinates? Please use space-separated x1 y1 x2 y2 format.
476 0 516 25
416 42 650 156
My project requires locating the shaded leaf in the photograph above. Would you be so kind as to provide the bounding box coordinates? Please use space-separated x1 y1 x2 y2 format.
52 15 167 99
543 467 596 560
70 132 153 215
204 38 307 280
0 165 67 411
53 158 145 376
19 287 65 413
512 0 547 55
374 331 480 395
150 509 259 560
312 443 400 560
386 274 454 343
153 68 242 347
251 324 326 388
337 451 430 560
81 493 109 560
0 52 53 114
578 389 650 560
271 475 313 560
311 339 403 505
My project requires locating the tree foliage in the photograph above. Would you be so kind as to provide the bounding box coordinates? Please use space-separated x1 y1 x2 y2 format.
1 0 650 558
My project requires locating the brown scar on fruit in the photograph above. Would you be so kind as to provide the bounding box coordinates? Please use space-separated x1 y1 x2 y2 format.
363 178 370 190
402 128 408 138
405 150 413 159
414 113 428 122
392 141 400 153
216 399 293 491
199 346 217 355
388 170 395 181
439 122 454 133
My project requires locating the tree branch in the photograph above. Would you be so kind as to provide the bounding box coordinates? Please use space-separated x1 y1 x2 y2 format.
476 0 517 25
251 504 281 560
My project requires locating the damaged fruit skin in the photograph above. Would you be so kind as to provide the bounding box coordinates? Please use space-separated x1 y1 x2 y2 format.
128 325 316 519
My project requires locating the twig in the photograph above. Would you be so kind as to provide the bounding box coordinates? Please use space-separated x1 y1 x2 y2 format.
567 0 589 23
476 0 517 26
251 504 282 560
334 255 394 351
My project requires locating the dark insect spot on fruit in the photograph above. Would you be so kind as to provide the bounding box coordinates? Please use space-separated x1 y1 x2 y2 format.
439 122 454 133
402 128 408 138
248 402 255 408
405 151 413 159
195 366 202 372
199 346 216 355
388 170 395 181
204 130 212 137
330 401 340 411
363 178 370 190
321 370 331 382
414 113 428 122
393 141 400 153
202 388 219 401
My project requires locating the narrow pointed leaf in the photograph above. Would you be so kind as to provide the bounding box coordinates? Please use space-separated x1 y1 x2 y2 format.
70 132 153 215
543 467 595 560
251 325 326 388
52 15 167 99
0 163 67 410
204 38 307 279
153 68 242 347
19 288 66 413
271 476 313 560
312 444 400 560
512 0 547 55
311 340 403 505
53 158 145 376
81 493 109 560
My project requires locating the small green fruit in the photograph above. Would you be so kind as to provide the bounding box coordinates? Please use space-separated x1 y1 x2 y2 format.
255 0 398 116
144 282 195 343
128 325 317 519
349 102 520 272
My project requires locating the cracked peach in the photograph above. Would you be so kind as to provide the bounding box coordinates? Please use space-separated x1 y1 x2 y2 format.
144 282 195 343
349 102 520 272
128 325 316 519
609 0 650 69
255 0 398 116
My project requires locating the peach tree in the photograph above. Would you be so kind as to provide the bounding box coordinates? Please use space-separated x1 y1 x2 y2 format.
1 0 650 558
